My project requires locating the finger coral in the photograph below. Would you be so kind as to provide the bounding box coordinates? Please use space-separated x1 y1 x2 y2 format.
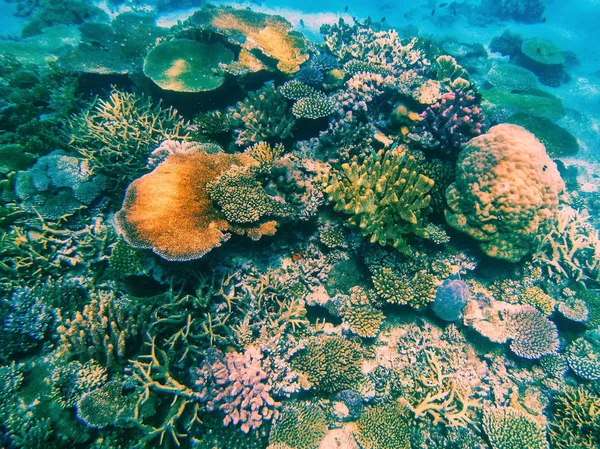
445 124 564 262
323 146 434 254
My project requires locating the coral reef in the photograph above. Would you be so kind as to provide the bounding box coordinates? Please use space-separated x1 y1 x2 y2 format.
445 124 564 262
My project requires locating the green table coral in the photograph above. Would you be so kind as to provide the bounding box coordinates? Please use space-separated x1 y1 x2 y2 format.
445 124 564 262
324 146 434 254
143 39 234 92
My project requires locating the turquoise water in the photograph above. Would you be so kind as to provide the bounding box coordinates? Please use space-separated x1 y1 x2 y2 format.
1 0 599 448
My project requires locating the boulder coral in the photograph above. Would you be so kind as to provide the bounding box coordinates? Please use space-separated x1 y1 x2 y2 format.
445 124 564 262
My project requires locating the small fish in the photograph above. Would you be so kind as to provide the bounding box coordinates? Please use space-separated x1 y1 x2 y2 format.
453 8 457 16
344 5 348 11
381 16 386 22
299 19 305 27
439 2 448 7
431 9 436 15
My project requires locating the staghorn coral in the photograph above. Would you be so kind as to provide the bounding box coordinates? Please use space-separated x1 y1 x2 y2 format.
268 403 328 449
353 401 411 449
67 89 189 188
291 336 363 394
548 386 600 449
229 84 295 147
323 146 434 254
482 407 549 449
56 289 150 368
192 346 281 432
445 124 564 262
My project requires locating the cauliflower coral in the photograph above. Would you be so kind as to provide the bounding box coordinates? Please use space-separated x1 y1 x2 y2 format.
445 124 564 262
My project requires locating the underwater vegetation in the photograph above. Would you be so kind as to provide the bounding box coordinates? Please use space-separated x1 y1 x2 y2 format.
1 2 599 449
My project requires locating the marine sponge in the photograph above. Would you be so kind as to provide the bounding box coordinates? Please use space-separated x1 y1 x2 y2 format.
432 278 470 322
482 407 549 449
353 401 411 449
324 146 434 254
291 336 363 394
268 404 328 449
445 124 564 262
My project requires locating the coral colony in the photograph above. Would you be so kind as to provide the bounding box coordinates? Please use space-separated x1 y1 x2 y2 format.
0 2 599 449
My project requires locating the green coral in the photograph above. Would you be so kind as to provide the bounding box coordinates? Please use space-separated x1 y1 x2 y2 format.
324 146 434 254
76 381 136 429
268 404 328 449
354 401 411 449
521 286 556 316
292 336 363 394
482 407 549 449
506 113 579 157
143 39 234 92
486 64 538 92
67 89 190 189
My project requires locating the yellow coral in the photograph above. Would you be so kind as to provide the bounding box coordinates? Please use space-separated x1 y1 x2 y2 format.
445 124 564 262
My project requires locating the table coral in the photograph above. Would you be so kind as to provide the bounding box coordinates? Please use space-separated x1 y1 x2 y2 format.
566 332 600 381
114 151 255 261
445 124 564 262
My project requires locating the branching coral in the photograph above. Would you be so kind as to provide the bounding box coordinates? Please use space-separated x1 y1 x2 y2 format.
534 206 600 287
192 346 282 433
67 89 190 188
291 336 363 394
372 267 438 308
323 146 434 254
228 84 295 147
548 386 600 449
482 406 549 449
268 403 327 449
445 124 564 262
354 401 411 449
565 331 600 381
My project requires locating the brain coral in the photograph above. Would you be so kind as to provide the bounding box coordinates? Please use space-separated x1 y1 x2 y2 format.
445 124 564 262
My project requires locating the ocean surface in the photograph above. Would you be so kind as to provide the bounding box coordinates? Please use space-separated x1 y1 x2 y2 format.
1 0 599 448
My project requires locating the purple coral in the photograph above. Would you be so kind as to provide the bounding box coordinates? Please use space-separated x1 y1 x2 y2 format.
418 89 487 154
191 347 281 433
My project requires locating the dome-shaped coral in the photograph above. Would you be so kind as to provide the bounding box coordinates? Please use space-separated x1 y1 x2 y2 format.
445 124 564 262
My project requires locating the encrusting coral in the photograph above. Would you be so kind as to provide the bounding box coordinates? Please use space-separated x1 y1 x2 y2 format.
445 124 564 262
